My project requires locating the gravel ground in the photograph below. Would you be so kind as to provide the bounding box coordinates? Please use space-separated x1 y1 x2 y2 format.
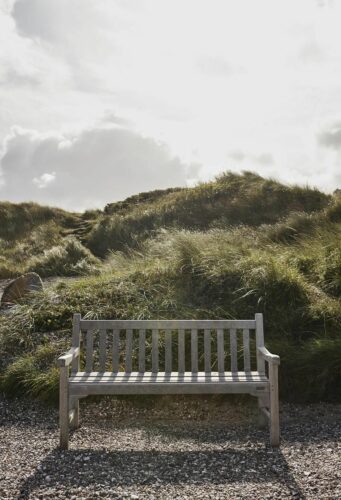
0 396 340 499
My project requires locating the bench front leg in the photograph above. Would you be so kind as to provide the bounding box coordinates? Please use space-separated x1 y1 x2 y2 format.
269 362 280 446
59 366 69 449
257 346 280 446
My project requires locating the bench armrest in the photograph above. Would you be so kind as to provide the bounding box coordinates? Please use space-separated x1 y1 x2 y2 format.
58 347 80 367
258 346 280 365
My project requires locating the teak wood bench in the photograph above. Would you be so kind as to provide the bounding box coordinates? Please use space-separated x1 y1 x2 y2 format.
58 313 280 449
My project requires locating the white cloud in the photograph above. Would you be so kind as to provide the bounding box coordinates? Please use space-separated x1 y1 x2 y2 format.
318 122 341 149
32 171 56 188
0 125 192 211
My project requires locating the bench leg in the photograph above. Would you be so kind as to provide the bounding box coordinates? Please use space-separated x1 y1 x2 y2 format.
269 363 280 446
258 394 269 428
69 396 80 429
59 367 69 449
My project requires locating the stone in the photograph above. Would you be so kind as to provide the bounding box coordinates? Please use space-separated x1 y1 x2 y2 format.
0 272 43 306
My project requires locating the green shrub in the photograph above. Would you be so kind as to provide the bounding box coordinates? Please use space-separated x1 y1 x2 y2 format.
28 236 100 277
1 344 61 403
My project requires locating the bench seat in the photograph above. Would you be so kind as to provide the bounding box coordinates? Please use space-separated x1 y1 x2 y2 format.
69 371 269 395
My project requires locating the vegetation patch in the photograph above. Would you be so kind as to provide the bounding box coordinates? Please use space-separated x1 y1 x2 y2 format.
0 172 340 403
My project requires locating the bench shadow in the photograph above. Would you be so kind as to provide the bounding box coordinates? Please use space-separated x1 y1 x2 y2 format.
17 447 305 499
142 420 341 445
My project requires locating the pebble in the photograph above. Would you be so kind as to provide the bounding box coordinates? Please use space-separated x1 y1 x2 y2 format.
0 396 340 499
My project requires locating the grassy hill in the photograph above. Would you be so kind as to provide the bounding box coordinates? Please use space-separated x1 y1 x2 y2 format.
0 171 340 403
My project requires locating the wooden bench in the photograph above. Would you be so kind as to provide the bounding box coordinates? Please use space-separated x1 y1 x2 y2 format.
58 313 280 449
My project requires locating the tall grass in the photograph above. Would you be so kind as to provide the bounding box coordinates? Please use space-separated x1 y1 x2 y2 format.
86 172 331 256
0 173 340 403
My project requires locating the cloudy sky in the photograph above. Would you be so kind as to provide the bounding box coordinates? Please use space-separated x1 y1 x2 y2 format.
0 0 341 211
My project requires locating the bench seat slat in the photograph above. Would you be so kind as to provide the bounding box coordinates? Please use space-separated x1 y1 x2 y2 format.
68 371 269 397
70 371 267 382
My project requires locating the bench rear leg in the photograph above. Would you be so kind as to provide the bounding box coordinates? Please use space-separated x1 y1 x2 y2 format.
257 394 269 428
69 396 80 429
59 367 69 449
269 363 280 446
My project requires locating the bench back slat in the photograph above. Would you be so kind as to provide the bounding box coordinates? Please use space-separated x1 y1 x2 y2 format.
76 316 265 374
178 329 185 373
217 329 224 373
191 329 198 374
204 329 211 373
230 328 238 373
99 329 106 372
152 329 159 373
112 330 120 372
138 329 146 373
243 328 251 372
85 330 94 372
125 329 133 373
165 330 172 373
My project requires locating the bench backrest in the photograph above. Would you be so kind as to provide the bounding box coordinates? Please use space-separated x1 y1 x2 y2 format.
71 314 265 374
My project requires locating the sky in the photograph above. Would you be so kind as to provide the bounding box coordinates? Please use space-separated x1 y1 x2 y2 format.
0 0 341 211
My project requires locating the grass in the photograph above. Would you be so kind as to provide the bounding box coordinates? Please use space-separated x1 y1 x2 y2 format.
0 172 340 403
86 171 330 257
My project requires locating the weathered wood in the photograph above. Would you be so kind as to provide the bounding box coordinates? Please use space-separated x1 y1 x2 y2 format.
59 366 69 449
191 329 198 373
217 329 224 374
269 362 280 446
204 329 211 373
85 330 93 372
70 371 267 382
99 329 106 372
138 329 146 373
260 407 270 420
258 393 270 427
152 329 158 373
178 329 185 373
71 313 81 373
69 408 76 424
112 330 120 372
243 329 251 372
125 329 133 373
69 396 79 429
58 347 80 367
230 328 238 373
258 346 280 365
165 330 172 373
70 379 269 396
255 313 265 374
80 319 256 330
60 313 280 447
